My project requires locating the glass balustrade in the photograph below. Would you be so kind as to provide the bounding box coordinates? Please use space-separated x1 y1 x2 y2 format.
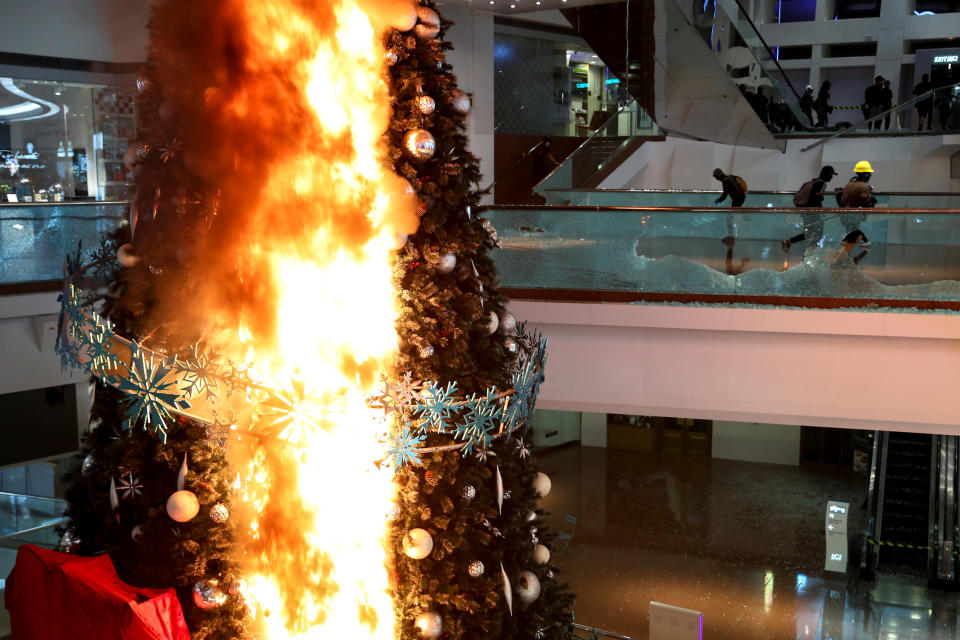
0 492 66 548
0 202 127 287
534 101 659 196
485 205 960 308
540 189 960 209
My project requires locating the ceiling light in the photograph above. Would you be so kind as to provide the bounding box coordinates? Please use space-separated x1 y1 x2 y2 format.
0 102 41 117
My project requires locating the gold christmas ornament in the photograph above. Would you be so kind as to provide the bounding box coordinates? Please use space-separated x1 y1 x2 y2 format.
416 95 436 115
532 472 552 498
166 489 200 522
533 544 551 565
414 611 443 639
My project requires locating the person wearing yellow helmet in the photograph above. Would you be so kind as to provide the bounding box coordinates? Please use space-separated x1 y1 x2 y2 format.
835 160 876 250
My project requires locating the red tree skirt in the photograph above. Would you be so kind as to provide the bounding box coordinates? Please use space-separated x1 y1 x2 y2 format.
4 544 190 640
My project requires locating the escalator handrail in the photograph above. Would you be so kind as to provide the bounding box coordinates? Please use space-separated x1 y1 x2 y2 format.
481 138 548 194
801 81 960 152
532 100 639 194
725 0 803 102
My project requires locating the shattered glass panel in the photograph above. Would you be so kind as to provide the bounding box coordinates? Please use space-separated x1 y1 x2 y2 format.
0 203 126 285
488 207 960 307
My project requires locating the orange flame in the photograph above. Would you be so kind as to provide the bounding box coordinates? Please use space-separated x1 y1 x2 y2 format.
198 0 418 637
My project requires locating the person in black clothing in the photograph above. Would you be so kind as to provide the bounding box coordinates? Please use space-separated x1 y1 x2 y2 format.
814 81 832 127
713 168 746 207
881 79 893 130
864 76 885 130
782 165 837 252
799 85 815 128
914 73 933 131
935 87 953 130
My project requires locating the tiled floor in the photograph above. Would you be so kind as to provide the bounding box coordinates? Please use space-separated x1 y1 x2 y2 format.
538 446 959 640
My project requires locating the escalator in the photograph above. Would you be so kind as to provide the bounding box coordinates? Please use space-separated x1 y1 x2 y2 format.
862 431 959 585
561 0 806 150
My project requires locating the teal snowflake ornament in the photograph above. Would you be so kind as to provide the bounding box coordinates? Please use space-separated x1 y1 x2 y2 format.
387 427 425 469
115 342 191 443
84 316 119 376
413 381 459 434
456 388 500 457
173 343 221 401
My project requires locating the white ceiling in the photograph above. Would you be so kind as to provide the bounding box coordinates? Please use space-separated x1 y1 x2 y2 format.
438 0 610 16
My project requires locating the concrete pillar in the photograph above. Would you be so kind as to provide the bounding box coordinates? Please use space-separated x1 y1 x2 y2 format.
875 0 908 97
580 412 608 447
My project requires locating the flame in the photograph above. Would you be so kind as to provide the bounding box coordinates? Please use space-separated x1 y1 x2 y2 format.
200 0 417 637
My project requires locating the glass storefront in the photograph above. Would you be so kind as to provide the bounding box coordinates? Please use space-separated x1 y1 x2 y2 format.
0 79 136 202
493 32 636 137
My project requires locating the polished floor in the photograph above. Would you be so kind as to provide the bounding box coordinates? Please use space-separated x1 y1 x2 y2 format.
538 446 959 640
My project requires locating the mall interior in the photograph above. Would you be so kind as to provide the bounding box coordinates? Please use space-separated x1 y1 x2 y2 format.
2 0 960 639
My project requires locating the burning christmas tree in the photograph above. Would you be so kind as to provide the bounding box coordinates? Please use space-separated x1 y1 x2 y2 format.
53 1 573 639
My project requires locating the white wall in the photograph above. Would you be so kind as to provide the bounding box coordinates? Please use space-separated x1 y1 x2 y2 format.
5 0 150 63
510 300 960 435
441 5 495 203
712 420 801 465
0 294 82 397
601 133 960 192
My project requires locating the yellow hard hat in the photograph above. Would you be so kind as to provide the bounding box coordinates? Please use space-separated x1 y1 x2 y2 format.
854 160 874 173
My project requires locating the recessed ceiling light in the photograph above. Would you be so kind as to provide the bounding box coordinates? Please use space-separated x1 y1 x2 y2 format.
536 1 541 4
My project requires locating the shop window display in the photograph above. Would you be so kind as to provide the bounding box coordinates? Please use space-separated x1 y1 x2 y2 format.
0 79 136 202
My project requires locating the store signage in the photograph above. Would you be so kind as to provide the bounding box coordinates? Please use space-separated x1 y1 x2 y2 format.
606 78 621 85
934 55 959 63
575 82 589 88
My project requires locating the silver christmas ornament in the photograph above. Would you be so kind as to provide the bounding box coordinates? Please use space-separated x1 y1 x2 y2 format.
504 337 519 355
384 49 398 66
414 24 440 40
403 528 434 559
526 510 537 522
387 503 402 520
516 570 541 605
414 611 443 639
437 253 456 274
117 243 139 267
131 525 145 543
192 580 227 610
547 569 554 579
449 88 470 114
417 6 441 27
81 454 94 474
500 312 517 335
416 95 436 115
483 311 498 335
461 485 476 501
209 503 229 523
59 530 80 553
468 560 485 577
404 129 436 161
419 345 435 358
136 70 151 93
502 563 513 615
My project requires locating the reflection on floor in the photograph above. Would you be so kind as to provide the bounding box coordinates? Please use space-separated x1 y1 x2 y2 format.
538 446 959 640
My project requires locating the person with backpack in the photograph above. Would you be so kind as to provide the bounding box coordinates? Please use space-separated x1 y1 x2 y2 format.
781 165 837 252
713 168 747 243
713 168 746 206
835 160 876 250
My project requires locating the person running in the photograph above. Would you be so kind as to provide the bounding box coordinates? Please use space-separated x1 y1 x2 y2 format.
836 160 876 249
914 73 933 131
713 168 747 243
782 165 837 252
